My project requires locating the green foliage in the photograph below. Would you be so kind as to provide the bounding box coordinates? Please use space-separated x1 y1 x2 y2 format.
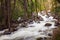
56 34 60 40
12 6 24 20
55 6 60 12
11 0 50 20
40 0 45 10
1 0 59 20
11 0 24 20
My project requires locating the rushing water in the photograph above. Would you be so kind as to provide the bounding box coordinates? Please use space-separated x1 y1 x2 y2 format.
0 11 57 40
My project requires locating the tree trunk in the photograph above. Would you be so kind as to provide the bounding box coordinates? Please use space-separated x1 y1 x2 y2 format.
23 0 28 19
14 0 16 10
1 0 6 27
5 0 11 31
1 0 11 31
31 0 33 18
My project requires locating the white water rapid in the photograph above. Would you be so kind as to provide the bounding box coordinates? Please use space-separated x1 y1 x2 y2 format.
0 11 57 40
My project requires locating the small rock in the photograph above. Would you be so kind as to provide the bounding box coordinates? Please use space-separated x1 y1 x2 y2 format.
38 16 43 21
13 38 24 40
28 20 33 24
20 22 27 27
55 21 60 26
37 21 40 23
38 30 42 32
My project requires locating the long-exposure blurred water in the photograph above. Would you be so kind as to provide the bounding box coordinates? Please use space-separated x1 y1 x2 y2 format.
0 11 57 40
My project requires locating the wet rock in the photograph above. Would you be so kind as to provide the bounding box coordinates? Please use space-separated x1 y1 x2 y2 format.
37 21 40 23
2 28 18 35
44 37 47 40
37 37 47 40
55 20 60 26
36 21 40 23
13 38 24 40
3 31 11 35
45 23 52 26
38 16 43 21
24 37 35 40
48 33 52 36
0 24 8 31
36 37 43 40
29 26 35 27
20 22 27 27
1 29 11 35
38 30 42 32
28 19 33 24
17 19 24 23
11 23 19 28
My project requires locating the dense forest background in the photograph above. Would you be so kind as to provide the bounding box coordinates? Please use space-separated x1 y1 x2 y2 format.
0 0 60 29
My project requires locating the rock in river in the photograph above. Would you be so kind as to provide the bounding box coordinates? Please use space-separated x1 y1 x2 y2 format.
45 23 52 26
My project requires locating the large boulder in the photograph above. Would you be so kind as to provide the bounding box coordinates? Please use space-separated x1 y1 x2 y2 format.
44 23 52 26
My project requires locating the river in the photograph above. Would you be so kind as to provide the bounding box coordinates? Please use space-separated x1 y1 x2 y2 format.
0 11 57 40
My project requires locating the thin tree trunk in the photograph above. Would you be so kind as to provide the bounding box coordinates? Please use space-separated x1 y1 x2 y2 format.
14 0 16 10
23 0 28 19
1 0 6 27
31 0 33 18
5 0 11 31
1 0 11 31
35 0 38 16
